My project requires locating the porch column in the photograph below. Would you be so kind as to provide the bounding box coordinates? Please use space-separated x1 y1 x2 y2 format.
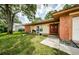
59 15 72 41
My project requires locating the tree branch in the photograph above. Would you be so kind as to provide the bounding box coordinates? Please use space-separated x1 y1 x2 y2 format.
12 11 20 20
0 5 6 12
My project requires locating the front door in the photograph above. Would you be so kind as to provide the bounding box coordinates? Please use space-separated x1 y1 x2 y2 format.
50 24 58 35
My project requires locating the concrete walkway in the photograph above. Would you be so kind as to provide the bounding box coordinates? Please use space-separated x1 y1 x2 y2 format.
40 36 79 55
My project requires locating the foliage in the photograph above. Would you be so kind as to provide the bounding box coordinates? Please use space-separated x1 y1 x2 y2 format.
45 10 57 19
32 17 42 23
0 20 7 33
14 16 21 23
21 4 37 20
0 4 37 34
63 4 74 10
40 28 43 31
0 25 7 33
32 30 36 34
45 11 53 19
18 28 24 32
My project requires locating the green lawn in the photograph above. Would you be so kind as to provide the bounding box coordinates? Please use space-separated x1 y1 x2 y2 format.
0 32 69 55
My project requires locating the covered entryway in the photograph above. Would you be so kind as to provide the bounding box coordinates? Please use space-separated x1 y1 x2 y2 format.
49 24 58 35
72 16 79 44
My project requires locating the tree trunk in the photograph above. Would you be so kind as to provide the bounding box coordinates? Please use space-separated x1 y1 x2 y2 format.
7 19 13 34
5 4 13 34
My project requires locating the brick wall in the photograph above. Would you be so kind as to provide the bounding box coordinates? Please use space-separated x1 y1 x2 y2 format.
59 15 72 41
25 26 31 33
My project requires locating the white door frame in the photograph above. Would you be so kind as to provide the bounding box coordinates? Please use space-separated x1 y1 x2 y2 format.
72 16 79 43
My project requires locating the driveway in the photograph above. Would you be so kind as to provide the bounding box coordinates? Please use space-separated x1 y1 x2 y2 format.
40 35 79 55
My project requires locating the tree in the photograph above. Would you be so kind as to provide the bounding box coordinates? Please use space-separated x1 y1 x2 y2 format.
32 17 41 23
45 11 53 19
63 4 74 10
14 16 22 23
45 10 57 19
0 4 37 34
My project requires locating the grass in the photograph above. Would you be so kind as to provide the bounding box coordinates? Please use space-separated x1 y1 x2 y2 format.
31 35 69 55
0 32 69 55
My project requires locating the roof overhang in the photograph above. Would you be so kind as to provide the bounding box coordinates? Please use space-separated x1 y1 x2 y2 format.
24 18 59 26
69 11 79 17
53 7 79 18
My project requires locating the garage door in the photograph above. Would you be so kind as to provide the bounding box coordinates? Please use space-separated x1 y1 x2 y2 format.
72 17 79 43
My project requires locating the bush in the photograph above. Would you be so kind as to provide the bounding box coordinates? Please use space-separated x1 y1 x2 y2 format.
18 28 24 32
32 30 36 34
0 25 7 33
40 28 43 31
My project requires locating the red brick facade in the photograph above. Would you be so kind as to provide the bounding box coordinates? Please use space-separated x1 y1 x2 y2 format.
59 15 72 41
25 26 31 33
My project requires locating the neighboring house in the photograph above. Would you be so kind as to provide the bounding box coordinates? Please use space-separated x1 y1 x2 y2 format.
13 23 24 31
24 18 59 35
24 5 79 44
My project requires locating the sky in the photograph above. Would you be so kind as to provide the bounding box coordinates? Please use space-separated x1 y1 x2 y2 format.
17 4 64 24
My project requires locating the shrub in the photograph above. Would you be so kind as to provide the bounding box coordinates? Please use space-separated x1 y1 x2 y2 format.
0 25 7 33
18 28 24 32
32 30 36 34
40 28 43 31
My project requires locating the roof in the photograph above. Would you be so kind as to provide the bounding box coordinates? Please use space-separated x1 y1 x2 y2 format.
53 5 79 18
14 23 24 26
69 11 79 16
24 18 59 26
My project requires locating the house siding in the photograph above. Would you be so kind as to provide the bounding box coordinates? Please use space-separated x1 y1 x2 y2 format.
24 21 59 35
13 23 24 31
41 24 49 34
29 22 59 35
59 15 72 41
30 24 49 34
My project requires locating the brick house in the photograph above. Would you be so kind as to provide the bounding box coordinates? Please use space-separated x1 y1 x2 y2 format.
24 5 79 44
24 18 59 35
53 5 79 44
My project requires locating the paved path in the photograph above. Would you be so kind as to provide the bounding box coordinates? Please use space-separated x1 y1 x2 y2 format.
40 36 79 55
